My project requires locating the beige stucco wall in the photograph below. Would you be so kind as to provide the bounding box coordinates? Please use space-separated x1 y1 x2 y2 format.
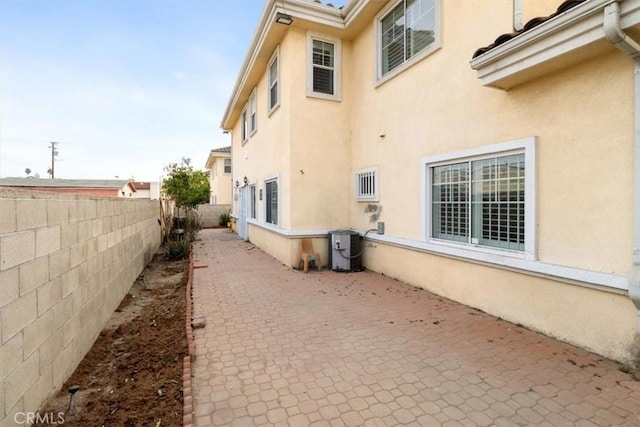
209 157 232 205
198 204 232 228
0 192 160 425
226 0 637 362
288 28 353 230
349 2 632 275
232 40 293 228
343 0 634 361
362 242 637 363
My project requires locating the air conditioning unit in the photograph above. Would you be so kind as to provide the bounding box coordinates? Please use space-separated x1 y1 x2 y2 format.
328 230 362 272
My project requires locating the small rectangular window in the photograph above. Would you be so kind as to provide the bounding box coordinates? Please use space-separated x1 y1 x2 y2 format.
355 168 379 201
249 88 257 134
312 40 334 94
224 158 231 174
268 51 279 112
250 184 256 219
241 108 248 142
307 33 341 100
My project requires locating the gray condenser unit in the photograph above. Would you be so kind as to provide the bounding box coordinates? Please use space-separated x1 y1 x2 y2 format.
328 229 362 272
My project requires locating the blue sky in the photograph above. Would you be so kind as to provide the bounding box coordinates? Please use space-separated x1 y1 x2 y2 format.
0 0 350 181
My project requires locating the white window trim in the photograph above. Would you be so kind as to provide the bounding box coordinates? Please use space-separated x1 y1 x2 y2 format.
268 47 280 116
421 137 536 261
249 183 257 219
375 0 442 86
223 158 231 175
241 105 248 144
306 32 342 101
249 87 257 136
263 173 280 226
355 167 380 202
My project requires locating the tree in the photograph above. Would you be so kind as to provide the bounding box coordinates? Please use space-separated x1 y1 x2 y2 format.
24 168 32 176
162 158 210 213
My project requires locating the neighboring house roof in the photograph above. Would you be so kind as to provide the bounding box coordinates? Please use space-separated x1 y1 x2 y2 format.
130 181 151 190
205 146 232 169
221 0 379 130
472 0 586 59
0 177 134 189
212 146 232 153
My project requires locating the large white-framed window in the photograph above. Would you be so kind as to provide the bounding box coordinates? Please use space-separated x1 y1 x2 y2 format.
264 175 279 225
377 0 440 82
306 32 341 100
249 88 257 134
355 167 379 202
241 106 248 143
223 158 231 174
268 48 280 114
423 137 536 259
250 184 256 219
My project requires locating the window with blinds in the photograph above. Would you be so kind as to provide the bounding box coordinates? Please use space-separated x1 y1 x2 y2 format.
312 40 334 95
265 179 278 225
241 108 248 142
355 168 379 201
380 0 436 77
249 88 257 134
268 51 279 112
224 158 231 174
431 153 525 251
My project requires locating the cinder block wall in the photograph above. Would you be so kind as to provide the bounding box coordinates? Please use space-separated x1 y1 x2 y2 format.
197 204 231 228
0 191 160 426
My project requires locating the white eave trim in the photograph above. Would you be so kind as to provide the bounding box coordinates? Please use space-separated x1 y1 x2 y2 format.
220 0 347 130
470 0 640 90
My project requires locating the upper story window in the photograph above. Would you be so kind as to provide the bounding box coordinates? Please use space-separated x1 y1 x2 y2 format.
423 138 536 257
378 0 439 81
355 167 379 202
249 88 257 134
241 107 248 143
268 48 280 113
307 33 341 100
224 158 231 174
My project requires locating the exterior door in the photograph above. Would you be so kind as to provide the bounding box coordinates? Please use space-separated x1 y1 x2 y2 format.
237 186 248 239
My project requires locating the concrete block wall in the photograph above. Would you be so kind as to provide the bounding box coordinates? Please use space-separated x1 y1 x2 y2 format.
197 204 231 228
0 192 160 426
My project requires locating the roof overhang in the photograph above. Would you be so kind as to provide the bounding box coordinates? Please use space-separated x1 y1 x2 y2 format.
205 149 232 169
470 0 640 90
220 0 386 130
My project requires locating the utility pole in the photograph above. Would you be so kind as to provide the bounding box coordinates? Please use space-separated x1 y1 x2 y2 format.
49 142 59 179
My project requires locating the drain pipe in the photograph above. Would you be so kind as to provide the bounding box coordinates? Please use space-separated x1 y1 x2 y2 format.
604 0 640 326
513 0 524 31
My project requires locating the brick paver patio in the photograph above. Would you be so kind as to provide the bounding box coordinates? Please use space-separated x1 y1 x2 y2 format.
190 229 640 426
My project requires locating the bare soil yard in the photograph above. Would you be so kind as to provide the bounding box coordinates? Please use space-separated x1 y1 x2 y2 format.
37 253 188 427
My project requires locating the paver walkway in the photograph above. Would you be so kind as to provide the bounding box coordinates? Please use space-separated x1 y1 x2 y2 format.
191 229 640 426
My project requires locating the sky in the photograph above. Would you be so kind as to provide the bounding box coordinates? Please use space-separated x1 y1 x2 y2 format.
0 0 344 182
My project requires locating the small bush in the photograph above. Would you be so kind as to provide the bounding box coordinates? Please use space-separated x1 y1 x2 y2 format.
219 211 231 226
164 240 190 260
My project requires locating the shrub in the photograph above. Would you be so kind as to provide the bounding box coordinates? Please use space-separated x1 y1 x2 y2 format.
219 211 231 227
164 240 190 260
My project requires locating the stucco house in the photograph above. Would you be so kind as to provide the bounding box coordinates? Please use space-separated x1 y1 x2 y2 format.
205 146 233 205
221 0 640 364
130 181 161 200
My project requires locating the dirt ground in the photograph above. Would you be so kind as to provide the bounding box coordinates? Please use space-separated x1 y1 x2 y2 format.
36 253 188 427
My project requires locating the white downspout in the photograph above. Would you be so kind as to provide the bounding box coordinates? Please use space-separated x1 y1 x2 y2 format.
604 1 640 326
513 0 524 31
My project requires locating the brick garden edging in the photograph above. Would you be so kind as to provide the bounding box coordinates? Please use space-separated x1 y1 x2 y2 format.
183 253 195 427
